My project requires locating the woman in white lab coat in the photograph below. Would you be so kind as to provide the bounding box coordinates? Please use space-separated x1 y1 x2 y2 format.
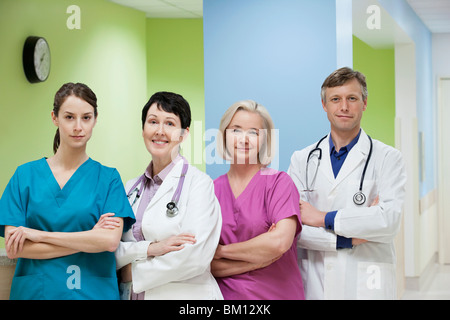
287 67 407 299
115 91 223 300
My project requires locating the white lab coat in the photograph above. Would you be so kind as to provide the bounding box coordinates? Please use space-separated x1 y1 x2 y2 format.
115 160 223 300
287 129 406 300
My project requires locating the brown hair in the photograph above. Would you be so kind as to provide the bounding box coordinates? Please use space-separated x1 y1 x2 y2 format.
321 67 368 102
52 83 98 153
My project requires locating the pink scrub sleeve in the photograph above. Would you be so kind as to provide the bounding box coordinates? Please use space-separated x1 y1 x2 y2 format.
264 169 302 235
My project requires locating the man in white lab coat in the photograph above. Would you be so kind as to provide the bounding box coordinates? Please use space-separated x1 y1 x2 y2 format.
288 67 406 299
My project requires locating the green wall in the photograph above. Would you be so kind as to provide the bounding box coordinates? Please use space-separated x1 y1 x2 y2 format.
0 2 205 249
353 36 396 147
0 0 149 248
146 19 205 171
0 0 148 187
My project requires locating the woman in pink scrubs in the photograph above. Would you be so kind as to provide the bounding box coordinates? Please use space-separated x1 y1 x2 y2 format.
211 100 305 300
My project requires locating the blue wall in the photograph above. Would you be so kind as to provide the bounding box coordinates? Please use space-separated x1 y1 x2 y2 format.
204 0 338 179
379 0 433 198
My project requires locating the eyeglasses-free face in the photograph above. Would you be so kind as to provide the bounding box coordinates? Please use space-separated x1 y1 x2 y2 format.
142 103 189 167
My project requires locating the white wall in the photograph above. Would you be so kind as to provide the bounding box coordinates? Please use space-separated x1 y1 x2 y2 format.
433 34 450 77
433 33 450 266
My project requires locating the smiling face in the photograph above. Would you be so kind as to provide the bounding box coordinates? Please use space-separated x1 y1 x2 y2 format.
52 95 97 151
142 103 188 166
225 110 264 165
322 78 367 137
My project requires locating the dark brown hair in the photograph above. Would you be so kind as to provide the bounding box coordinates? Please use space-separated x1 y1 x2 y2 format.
52 82 98 153
141 91 191 130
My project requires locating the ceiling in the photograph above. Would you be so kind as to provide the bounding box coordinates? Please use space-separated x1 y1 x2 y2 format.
407 0 450 33
109 0 202 18
108 0 450 33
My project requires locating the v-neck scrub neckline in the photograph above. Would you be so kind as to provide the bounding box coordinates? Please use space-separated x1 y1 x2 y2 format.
41 157 93 207
224 169 261 202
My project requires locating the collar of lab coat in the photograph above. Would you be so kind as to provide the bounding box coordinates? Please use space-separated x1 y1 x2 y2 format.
320 129 371 191
146 158 187 209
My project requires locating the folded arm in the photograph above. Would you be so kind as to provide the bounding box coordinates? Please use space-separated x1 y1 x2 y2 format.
4 229 78 260
216 217 296 264
291 148 406 249
211 256 279 278
5 213 123 259
334 150 406 243
211 217 296 277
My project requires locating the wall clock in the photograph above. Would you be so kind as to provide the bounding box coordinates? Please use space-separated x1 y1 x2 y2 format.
23 36 51 83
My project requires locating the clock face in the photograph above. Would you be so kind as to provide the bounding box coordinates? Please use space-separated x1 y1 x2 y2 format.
23 36 51 83
34 38 50 81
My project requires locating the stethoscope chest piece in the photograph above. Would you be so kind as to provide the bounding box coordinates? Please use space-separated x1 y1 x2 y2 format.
166 201 179 217
307 134 373 206
127 157 188 219
353 191 366 206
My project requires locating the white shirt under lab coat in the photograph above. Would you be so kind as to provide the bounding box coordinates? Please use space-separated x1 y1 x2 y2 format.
287 129 406 300
115 160 223 300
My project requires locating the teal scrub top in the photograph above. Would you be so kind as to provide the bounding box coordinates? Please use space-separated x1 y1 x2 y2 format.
0 158 135 300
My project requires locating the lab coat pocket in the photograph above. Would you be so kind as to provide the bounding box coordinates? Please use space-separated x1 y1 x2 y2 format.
10 274 45 300
356 262 395 299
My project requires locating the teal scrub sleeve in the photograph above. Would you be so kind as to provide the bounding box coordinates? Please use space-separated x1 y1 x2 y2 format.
103 169 135 232
0 168 26 238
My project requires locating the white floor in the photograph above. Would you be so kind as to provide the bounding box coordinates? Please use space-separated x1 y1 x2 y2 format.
401 264 450 300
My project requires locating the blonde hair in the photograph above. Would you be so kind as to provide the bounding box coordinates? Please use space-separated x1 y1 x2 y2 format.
217 100 275 166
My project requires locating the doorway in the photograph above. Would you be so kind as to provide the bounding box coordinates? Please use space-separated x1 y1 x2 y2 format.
438 78 450 264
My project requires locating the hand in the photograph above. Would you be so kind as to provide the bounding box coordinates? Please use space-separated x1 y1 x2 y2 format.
147 233 196 257
254 254 282 270
5 226 44 256
299 200 326 227
352 238 367 246
371 195 379 206
93 213 121 230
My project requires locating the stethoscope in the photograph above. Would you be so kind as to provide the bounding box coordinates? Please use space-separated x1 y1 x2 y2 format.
127 158 189 217
304 134 373 205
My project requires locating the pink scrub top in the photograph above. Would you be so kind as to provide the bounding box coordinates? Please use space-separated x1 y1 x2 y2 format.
214 168 305 300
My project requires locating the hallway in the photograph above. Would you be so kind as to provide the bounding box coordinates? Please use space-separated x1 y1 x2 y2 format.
402 264 450 300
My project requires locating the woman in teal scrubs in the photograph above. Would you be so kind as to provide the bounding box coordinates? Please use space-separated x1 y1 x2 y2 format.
0 83 135 300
